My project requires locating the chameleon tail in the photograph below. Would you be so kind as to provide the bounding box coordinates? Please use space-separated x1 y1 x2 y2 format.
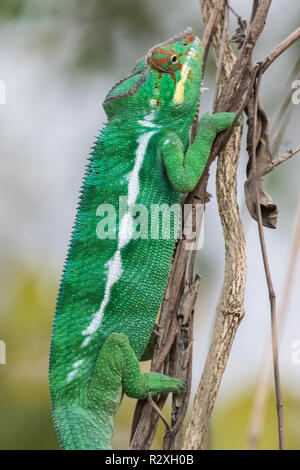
52 404 112 450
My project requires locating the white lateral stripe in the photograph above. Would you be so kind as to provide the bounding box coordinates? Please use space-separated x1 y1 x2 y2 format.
81 250 123 337
65 359 84 383
80 116 157 347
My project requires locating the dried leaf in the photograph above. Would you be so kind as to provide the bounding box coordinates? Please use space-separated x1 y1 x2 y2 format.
231 18 248 49
245 98 279 228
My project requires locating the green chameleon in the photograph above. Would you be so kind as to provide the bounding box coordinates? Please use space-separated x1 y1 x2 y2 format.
49 27 239 450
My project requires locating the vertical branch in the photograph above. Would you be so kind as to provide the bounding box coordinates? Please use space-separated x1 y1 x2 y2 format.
247 201 300 450
249 72 285 449
183 0 246 449
184 0 272 450
212 2 229 112
129 1 227 450
184 123 246 450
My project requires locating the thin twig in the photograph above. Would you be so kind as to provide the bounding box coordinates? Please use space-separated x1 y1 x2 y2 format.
253 146 300 179
247 199 300 449
269 146 300 171
259 27 300 75
251 71 285 450
148 395 170 431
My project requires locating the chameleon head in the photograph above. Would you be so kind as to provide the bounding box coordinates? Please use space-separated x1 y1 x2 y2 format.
103 28 203 124
147 28 203 110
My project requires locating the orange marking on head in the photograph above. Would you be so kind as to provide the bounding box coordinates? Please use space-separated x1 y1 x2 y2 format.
182 31 196 46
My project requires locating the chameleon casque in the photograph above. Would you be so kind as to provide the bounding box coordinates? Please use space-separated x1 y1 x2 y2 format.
49 27 239 450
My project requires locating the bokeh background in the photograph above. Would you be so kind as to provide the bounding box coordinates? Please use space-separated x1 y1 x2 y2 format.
0 0 299 450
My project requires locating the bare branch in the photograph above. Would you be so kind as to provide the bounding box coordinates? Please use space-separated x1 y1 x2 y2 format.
212 2 229 112
269 146 300 172
183 0 248 449
191 0 226 143
202 0 226 51
148 396 170 431
130 0 245 450
247 200 300 449
260 27 300 75
251 71 285 449
130 0 296 451
252 146 300 179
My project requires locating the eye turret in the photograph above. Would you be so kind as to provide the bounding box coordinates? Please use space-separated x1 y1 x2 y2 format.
147 46 181 73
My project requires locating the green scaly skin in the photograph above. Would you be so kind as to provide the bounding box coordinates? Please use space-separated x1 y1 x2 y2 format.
49 28 240 450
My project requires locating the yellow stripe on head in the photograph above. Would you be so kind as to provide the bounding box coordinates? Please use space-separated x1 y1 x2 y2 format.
173 62 190 105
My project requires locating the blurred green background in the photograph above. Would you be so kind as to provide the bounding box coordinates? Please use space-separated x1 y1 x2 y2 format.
0 0 299 449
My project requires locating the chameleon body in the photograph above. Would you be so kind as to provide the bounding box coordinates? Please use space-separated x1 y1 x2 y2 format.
49 28 238 450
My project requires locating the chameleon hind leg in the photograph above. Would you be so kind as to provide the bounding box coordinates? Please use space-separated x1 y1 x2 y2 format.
88 332 185 402
85 332 185 447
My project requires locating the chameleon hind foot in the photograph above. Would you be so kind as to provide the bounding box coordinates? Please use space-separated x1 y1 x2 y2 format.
143 372 186 395
89 332 185 404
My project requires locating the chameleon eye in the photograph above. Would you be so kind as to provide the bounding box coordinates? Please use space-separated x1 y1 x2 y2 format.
171 55 178 64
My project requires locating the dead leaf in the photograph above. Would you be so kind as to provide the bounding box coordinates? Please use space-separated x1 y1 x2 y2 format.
245 98 279 228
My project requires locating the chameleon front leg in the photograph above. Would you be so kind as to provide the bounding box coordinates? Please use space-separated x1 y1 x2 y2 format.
160 112 239 194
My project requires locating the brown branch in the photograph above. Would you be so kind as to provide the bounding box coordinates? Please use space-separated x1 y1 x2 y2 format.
183 2 297 450
268 146 300 172
244 26 300 449
217 0 272 112
129 0 234 451
130 0 295 451
148 395 170 431
252 146 300 179
163 277 200 450
251 71 285 449
260 27 300 75
212 2 229 113
202 0 226 51
184 129 246 451
191 0 226 143
183 0 249 449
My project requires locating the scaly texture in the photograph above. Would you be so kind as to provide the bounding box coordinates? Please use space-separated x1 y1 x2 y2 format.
49 28 239 450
